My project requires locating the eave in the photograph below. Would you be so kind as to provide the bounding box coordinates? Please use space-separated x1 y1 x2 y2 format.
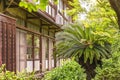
6 1 62 32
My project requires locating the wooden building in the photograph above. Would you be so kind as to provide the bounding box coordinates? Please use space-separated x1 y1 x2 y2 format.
0 0 72 72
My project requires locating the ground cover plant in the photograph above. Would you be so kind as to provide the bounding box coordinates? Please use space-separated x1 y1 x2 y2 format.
43 60 86 80
0 64 36 80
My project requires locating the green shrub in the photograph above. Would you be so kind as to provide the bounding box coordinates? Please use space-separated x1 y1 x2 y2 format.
93 35 120 80
43 60 86 80
0 64 36 80
93 52 120 80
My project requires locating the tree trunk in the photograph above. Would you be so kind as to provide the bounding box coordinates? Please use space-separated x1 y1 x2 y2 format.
78 56 102 80
109 0 120 29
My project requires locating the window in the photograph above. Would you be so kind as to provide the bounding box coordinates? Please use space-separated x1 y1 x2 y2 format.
16 29 27 72
46 0 56 19
34 36 40 71
16 28 56 72
49 39 54 68
26 34 40 72
26 33 33 72
16 29 41 72
58 0 63 13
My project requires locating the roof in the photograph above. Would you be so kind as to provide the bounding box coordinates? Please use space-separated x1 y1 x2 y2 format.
12 1 62 31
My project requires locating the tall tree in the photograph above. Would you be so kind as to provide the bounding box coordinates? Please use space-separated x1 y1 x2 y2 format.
55 0 118 80
55 23 112 80
109 0 120 29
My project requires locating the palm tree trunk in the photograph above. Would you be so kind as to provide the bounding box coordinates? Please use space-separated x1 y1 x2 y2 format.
78 56 102 80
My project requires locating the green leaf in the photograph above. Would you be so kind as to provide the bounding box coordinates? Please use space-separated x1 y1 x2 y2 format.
84 48 89 63
89 44 93 49
89 51 94 64
28 7 32 12
19 1 25 7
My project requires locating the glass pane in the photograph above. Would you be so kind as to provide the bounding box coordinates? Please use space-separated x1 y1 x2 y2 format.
46 59 48 70
45 38 49 70
18 30 27 72
20 61 26 72
34 36 39 47
34 48 39 59
20 46 27 60
27 47 32 59
34 60 40 71
27 60 33 72
52 59 54 68
26 34 32 46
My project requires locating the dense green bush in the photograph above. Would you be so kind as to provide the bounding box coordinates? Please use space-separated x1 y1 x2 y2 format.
93 35 120 80
93 52 120 80
43 60 86 80
0 64 36 80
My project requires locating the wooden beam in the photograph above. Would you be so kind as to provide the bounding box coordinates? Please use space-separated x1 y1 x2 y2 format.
13 0 20 3
39 20 42 32
16 25 55 40
12 1 61 29
41 24 52 26
58 10 68 21
5 11 40 27
27 16 39 19
5 5 18 8
49 28 58 29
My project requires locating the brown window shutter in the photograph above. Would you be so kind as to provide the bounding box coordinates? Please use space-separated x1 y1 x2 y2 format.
0 13 16 72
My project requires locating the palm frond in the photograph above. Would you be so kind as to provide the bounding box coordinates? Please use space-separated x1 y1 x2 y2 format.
55 23 112 64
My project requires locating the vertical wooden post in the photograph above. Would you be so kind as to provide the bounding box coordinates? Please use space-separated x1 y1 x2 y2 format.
25 12 27 27
32 34 35 71
0 21 2 66
53 31 57 67
7 22 11 70
39 20 43 72
48 27 50 70
12 23 16 72
2 22 7 67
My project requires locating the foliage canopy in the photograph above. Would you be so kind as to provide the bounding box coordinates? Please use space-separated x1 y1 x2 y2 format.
93 34 120 80
19 0 49 12
55 23 112 64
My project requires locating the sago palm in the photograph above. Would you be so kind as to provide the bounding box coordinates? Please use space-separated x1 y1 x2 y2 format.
55 23 111 80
